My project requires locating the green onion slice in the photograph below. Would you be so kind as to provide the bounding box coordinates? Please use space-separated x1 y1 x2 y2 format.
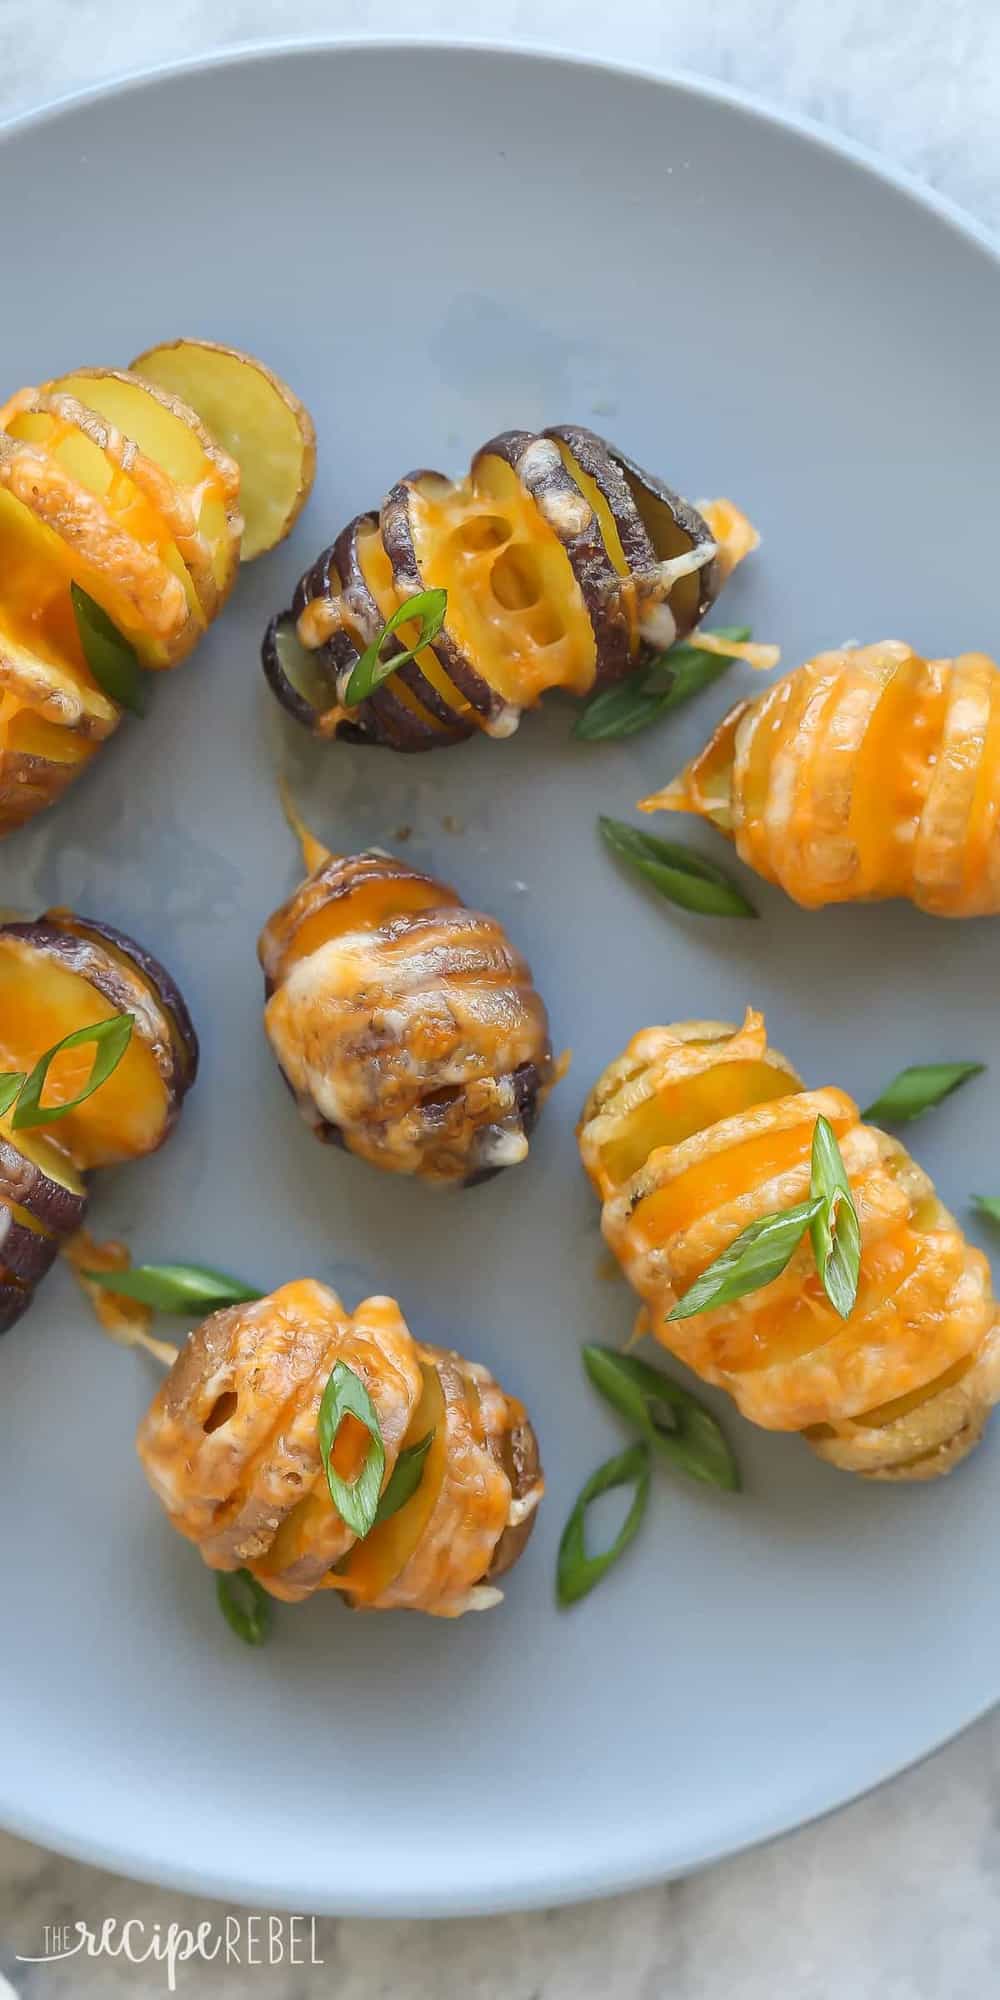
862 1062 985 1124
216 1569 272 1646
12 1014 134 1130
573 626 751 741
71 583 146 716
81 1263 261 1313
668 1198 821 1321
599 817 757 918
582 1345 739 1490
556 1442 651 1607
343 588 448 705
809 1115 861 1319
318 1361 386 1539
371 1432 435 1527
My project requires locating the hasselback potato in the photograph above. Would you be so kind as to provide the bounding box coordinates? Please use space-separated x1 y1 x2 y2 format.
578 1010 1000 1478
262 425 757 748
259 844 555 1185
0 341 314 832
642 641 1000 916
136 1279 544 1614
0 910 197 1331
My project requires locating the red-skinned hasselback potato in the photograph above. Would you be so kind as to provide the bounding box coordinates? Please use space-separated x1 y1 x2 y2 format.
0 908 197 1331
262 425 758 749
258 840 556 1186
136 1279 544 1615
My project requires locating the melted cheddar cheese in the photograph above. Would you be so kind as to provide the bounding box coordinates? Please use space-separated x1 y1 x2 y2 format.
136 1280 543 1616
579 1010 1000 1478
258 850 555 1186
289 426 758 746
644 643 1000 917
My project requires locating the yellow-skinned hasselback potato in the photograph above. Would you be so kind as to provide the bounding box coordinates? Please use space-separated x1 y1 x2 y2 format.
262 426 757 748
642 641 1000 916
259 841 556 1186
578 1011 1000 1479
0 342 315 834
136 1279 544 1615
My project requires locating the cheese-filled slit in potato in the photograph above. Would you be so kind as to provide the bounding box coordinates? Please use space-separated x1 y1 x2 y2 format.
578 1010 1000 1479
0 909 198 1332
262 425 757 748
136 1279 544 1616
0 341 315 833
259 841 556 1187
642 642 1000 916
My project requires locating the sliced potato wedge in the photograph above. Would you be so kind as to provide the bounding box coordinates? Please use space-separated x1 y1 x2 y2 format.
0 709 101 832
0 490 123 830
0 1120 88 1234
130 339 316 560
0 424 199 669
49 369 242 619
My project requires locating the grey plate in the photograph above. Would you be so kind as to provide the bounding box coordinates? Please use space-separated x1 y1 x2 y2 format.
1 38 999 1918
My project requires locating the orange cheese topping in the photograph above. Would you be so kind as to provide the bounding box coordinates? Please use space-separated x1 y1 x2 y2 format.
135 1281 541 1615
0 934 167 1169
0 365 243 833
258 850 555 1186
579 1011 1000 1456
293 436 757 740
643 644 1000 916
64 1228 180 1367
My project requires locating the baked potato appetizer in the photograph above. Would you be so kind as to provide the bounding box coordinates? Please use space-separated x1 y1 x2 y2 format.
259 846 555 1186
136 1279 544 1615
0 342 315 833
0 909 197 1330
578 1010 1000 1478
262 426 757 748
642 642 1000 916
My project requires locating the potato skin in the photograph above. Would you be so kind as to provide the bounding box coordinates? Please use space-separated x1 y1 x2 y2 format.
487 1409 543 1579
0 1203 60 1285
545 424 655 578
136 1280 544 1615
0 747 94 834
579 1010 1000 1479
42 911 200 1095
597 436 720 639
0 1133 87 1236
0 1279 32 1334
259 852 555 1187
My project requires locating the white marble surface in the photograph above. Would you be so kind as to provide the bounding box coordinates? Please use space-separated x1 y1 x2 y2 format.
1 3 999 1994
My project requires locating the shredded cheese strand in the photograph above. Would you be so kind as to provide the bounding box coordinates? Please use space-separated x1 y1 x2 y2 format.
689 632 781 671
277 772 333 876
63 1228 179 1367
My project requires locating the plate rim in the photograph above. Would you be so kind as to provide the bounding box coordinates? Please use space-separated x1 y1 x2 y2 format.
1 32 998 1918
2 28 998 270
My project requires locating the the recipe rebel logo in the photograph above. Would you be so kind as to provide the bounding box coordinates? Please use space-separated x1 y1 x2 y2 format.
15 1914 324 1990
